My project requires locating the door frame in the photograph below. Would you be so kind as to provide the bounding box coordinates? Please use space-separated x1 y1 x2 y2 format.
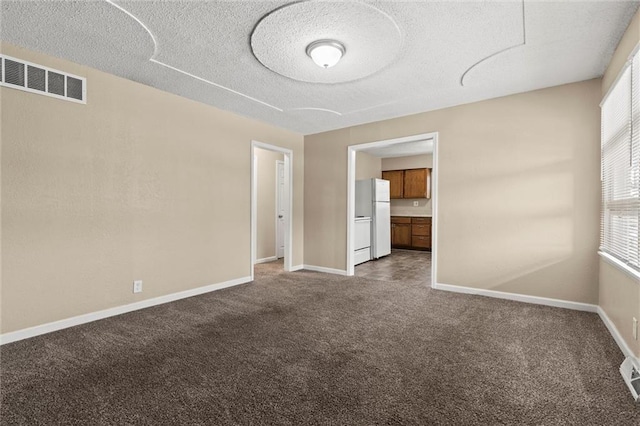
251 141 293 280
346 131 439 289
275 160 285 259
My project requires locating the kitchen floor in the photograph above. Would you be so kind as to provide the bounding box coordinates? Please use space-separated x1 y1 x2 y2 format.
354 249 431 285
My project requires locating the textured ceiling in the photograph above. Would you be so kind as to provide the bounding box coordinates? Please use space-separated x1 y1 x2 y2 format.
251 1 402 84
1 1 638 135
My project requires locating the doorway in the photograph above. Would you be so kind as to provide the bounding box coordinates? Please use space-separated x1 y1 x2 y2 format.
346 132 439 287
276 160 285 259
251 141 293 280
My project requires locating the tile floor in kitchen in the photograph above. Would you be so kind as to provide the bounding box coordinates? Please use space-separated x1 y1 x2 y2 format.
354 249 431 285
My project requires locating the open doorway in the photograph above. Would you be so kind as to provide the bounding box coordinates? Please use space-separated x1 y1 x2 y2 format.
276 160 285 260
251 141 293 280
346 132 438 287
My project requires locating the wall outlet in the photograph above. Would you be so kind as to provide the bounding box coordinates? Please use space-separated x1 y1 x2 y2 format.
634 317 638 340
413 201 419 207
133 280 143 294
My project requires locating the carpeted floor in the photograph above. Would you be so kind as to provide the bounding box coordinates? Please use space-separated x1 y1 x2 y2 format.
1 259 639 425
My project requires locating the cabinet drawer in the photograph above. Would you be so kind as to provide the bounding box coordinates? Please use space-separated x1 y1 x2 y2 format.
411 217 431 224
391 216 411 224
412 224 430 236
412 235 431 248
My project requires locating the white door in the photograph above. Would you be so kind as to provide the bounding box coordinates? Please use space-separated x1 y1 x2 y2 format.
276 161 285 259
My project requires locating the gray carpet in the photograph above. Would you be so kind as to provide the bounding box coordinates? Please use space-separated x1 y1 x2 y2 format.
1 261 639 425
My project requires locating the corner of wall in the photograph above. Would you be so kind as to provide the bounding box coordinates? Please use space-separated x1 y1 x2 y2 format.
602 7 640 95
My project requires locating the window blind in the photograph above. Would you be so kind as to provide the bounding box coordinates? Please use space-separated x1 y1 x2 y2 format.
601 51 640 271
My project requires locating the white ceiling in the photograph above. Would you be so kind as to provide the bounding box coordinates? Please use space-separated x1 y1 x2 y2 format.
1 1 638 135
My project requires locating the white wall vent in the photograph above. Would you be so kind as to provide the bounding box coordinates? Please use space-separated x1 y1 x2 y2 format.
620 357 640 402
0 55 86 104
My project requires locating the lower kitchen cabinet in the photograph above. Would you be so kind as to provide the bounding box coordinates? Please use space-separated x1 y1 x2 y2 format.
391 217 412 247
391 216 431 250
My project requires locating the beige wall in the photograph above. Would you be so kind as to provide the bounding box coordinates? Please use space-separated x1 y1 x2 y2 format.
381 154 433 171
600 9 640 357
600 261 640 356
304 127 350 269
305 79 601 305
0 43 304 334
255 148 283 261
355 151 381 180
602 8 640 95
0 59 3 336
382 154 433 217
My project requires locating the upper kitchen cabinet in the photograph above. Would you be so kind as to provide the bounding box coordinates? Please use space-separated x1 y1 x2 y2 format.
383 168 431 199
382 170 404 199
404 168 431 199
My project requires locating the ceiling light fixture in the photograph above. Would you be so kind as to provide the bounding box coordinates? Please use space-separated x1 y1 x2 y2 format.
306 40 346 69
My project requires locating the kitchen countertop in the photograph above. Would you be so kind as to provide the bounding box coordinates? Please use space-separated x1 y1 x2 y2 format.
391 214 432 218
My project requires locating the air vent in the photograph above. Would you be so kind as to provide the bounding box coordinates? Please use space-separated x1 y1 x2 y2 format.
0 55 86 104
66 76 83 100
27 65 46 92
5 59 25 87
47 71 65 96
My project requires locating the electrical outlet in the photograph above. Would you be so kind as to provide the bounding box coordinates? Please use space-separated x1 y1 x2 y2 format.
413 201 419 207
133 280 143 294
634 317 638 340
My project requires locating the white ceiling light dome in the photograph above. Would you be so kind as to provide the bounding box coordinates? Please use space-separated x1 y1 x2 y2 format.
306 40 345 68
250 1 402 84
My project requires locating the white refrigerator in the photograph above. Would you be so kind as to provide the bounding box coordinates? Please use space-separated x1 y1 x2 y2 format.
355 178 391 259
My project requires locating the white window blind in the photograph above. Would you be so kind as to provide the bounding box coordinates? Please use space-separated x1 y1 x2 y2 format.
601 51 640 271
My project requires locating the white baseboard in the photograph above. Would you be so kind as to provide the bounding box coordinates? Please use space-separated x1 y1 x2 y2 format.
432 283 640 362
433 283 598 312
0 275 252 345
6 273 634 369
302 265 348 276
255 256 277 264
598 306 637 359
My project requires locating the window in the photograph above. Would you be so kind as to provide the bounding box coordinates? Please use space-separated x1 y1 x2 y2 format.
601 49 640 272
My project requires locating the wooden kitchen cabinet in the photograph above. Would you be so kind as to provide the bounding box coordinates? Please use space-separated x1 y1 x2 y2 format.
382 168 431 199
404 168 430 199
411 217 431 250
391 217 412 248
391 216 431 250
382 170 404 199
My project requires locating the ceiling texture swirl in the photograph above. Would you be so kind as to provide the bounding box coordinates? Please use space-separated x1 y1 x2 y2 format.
1 0 638 134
